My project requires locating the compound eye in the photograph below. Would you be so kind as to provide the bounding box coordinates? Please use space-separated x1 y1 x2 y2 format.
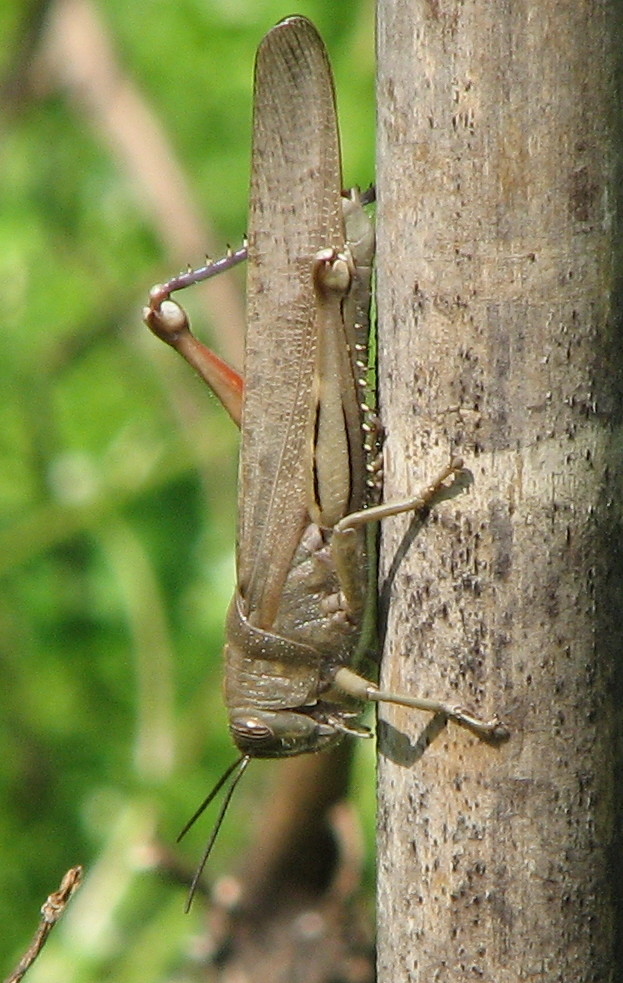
231 716 274 741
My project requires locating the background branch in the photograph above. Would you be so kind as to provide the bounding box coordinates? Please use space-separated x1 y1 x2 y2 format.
4 868 83 983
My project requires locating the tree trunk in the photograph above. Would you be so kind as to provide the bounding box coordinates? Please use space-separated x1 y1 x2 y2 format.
376 2 623 981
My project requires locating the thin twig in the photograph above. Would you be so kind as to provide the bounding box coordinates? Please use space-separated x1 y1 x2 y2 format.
4 866 83 983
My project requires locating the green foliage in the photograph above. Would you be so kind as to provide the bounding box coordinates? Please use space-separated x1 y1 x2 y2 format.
0 0 375 979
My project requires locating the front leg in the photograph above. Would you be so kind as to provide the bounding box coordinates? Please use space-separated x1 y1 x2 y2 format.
331 460 509 742
334 666 509 741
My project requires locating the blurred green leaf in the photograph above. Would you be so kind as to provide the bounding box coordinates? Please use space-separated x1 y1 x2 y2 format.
0 0 375 978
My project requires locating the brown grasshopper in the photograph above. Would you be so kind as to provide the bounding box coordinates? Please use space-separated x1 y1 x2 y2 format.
145 15 506 900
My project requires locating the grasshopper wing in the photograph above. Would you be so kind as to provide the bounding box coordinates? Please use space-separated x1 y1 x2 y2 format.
238 16 346 630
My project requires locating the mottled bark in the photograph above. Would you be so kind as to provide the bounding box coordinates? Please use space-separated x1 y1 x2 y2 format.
376 1 623 981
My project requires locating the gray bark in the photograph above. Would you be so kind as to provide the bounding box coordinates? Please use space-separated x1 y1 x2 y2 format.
376 1 623 981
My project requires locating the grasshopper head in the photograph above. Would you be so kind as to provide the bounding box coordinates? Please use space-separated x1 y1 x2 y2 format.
229 708 342 758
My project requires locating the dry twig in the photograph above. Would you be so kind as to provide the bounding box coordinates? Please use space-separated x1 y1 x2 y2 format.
4 866 83 983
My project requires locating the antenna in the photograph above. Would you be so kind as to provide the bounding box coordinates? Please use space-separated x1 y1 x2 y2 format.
177 755 251 912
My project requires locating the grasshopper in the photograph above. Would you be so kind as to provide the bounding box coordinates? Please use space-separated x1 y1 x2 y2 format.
145 15 506 900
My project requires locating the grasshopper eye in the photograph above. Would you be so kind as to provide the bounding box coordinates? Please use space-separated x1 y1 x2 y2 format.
231 716 273 741
229 709 342 758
